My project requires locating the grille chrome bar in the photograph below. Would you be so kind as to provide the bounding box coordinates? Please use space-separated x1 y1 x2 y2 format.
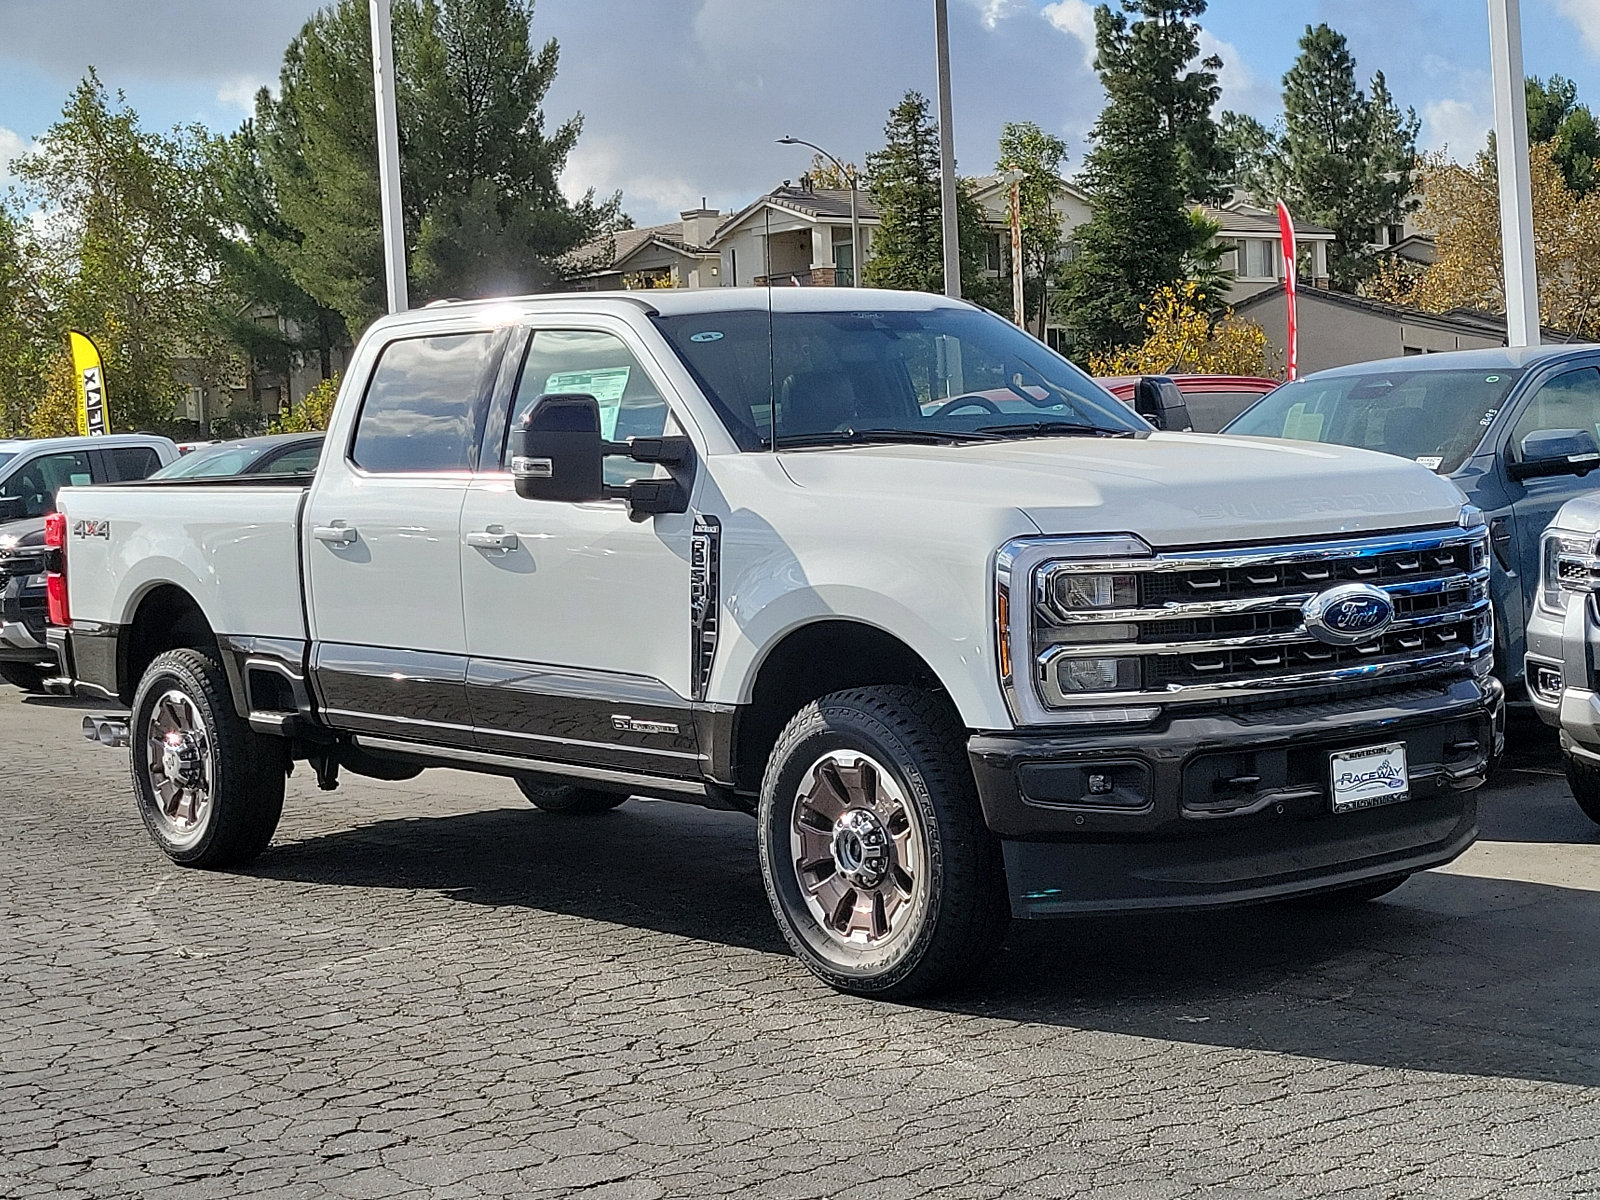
1024 525 1492 710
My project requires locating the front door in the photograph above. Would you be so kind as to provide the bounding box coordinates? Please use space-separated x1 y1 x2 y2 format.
1507 364 1600 666
304 328 505 743
460 323 699 777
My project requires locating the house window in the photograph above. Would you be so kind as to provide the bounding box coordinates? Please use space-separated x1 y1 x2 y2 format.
1243 239 1276 279
832 239 855 286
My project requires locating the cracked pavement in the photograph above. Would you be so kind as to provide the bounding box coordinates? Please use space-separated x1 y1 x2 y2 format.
2 688 1599 1198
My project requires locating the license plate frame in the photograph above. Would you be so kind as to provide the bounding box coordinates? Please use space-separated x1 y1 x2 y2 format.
1329 741 1410 814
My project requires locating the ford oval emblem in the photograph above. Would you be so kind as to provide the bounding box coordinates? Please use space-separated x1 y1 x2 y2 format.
1302 582 1395 646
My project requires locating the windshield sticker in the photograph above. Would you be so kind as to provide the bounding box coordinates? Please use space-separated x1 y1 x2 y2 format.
1479 407 1499 427
1415 456 1444 470
546 366 631 439
1485 375 1500 383
1281 402 1325 441
689 331 723 342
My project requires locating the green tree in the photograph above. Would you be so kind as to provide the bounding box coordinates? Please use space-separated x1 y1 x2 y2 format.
0 207 49 437
1056 2 1221 352
1526 75 1600 195
15 71 225 433
861 91 992 300
996 121 1068 328
1224 24 1420 292
256 0 623 334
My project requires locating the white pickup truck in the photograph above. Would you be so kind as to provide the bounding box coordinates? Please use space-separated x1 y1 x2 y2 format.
48 288 1500 998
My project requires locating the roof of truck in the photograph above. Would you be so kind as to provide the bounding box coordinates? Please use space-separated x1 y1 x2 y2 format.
0 432 176 455
399 287 972 326
1308 343 1600 378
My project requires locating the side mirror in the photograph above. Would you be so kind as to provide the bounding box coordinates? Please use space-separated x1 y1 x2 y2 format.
510 393 605 503
509 392 695 515
1510 427 1600 480
1132 376 1193 433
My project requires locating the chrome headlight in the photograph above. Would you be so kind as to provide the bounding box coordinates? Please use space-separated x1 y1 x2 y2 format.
1541 528 1600 612
997 534 1158 725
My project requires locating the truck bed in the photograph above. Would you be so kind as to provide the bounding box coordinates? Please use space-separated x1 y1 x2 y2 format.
57 480 310 641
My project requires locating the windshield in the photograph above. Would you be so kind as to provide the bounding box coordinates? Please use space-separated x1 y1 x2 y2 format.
1222 369 1523 476
1225 367 1524 474
653 306 1145 450
152 442 275 479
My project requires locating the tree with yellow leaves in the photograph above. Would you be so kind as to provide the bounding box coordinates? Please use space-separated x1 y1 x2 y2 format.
1088 282 1277 377
1374 142 1600 337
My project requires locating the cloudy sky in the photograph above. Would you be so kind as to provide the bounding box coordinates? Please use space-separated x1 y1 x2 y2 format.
2 0 1600 226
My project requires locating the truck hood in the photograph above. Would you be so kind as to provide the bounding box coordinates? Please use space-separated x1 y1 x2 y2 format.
0 515 45 552
776 432 1469 547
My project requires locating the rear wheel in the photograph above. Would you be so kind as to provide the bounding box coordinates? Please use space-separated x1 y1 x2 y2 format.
1564 752 1600 827
515 778 628 815
757 685 1010 1000
130 648 285 867
0 662 49 692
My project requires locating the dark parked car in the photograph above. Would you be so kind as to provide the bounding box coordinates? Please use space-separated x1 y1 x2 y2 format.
1097 374 1280 433
1223 344 1600 695
149 432 324 480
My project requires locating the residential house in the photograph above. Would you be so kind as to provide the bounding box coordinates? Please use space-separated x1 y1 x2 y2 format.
565 209 724 291
1206 203 1335 300
711 182 879 287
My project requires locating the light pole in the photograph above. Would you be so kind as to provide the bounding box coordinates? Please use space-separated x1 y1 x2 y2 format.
1488 0 1538 346
778 136 860 287
933 0 961 299
369 0 407 313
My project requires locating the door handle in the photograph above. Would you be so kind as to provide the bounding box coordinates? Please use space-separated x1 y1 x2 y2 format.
312 524 357 546
465 528 517 552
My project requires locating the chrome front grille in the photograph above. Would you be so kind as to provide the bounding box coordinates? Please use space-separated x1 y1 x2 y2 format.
1024 526 1492 709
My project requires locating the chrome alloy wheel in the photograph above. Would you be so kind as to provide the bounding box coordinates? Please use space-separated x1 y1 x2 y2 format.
789 750 929 948
144 689 214 847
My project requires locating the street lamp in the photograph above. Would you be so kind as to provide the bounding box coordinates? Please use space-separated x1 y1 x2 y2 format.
777 136 860 288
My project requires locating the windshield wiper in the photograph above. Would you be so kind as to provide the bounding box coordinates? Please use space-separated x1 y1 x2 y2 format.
973 422 1135 439
770 427 1006 449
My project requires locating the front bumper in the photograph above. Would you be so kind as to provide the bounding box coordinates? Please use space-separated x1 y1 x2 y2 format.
0 562 49 664
969 676 1499 917
1526 593 1600 758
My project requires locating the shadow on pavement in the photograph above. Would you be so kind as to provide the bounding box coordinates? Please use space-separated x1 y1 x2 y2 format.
252 785 1600 1090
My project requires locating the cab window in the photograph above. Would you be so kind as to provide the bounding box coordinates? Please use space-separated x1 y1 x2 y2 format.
1510 367 1600 457
0 450 93 517
351 331 502 473
504 329 675 486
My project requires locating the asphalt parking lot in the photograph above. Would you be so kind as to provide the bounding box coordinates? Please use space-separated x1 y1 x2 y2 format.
2 687 1598 1200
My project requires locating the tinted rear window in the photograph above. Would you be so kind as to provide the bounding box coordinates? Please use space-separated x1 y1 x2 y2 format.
351 332 501 473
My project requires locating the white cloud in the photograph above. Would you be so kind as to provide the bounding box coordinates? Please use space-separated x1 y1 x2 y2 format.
1557 0 1600 59
1041 0 1097 70
216 77 269 114
962 0 1028 30
0 126 35 195
1424 97 1492 159
1198 30 1277 120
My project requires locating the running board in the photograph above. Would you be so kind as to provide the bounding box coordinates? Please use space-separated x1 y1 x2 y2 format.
349 734 712 799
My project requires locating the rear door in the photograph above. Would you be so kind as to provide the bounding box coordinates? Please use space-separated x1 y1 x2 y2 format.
304 328 506 744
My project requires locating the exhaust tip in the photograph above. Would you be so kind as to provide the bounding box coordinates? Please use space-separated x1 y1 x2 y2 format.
82 714 130 748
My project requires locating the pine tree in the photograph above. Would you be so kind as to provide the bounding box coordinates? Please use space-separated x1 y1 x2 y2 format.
861 91 990 300
1224 24 1420 292
254 0 623 334
1526 75 1600 195
1056 2 1220 353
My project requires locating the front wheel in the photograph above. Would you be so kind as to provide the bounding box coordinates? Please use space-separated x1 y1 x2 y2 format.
515 778 628 815
130 648 286 867
757 685 1010 1000
1564 752 1600 827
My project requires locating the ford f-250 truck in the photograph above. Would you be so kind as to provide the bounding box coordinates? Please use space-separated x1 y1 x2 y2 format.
48 288 1501 998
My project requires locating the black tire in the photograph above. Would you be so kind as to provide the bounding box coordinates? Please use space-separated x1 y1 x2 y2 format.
1564 752 1600 827
757 685 1010 1000
130 648 285 867
1290 873 1411 908
515 777 628 815
0 661 49 692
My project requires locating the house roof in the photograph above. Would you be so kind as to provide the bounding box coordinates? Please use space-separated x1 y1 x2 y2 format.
1234 283 1581 344
564 220 718 277
712 185 881 243
1205 204 1335 238
967 173 1091 205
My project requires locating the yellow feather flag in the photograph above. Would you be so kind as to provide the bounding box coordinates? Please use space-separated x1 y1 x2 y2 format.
67 331 111 436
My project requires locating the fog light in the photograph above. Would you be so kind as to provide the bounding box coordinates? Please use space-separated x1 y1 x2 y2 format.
1043 655 1141 704
1532 665 1563 702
